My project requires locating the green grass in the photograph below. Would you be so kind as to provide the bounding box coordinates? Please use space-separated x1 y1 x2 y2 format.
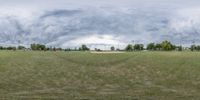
0 51 200 99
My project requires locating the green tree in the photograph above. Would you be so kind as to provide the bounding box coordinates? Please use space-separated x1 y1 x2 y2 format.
31 44 37 50
39 45 46 50
110 46 115 51
155 43 162 50
176 46 182 51
0 46 3 50
196 45 200 51
147 43 155 50
161 40 173 51
7 47 16 50
18 46 26 50
125 44 133 51
31 44 46 50
191 45 196 51
134 44 144 51
80 44 90 51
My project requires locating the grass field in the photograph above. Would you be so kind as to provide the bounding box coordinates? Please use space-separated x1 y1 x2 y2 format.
0 51 200 99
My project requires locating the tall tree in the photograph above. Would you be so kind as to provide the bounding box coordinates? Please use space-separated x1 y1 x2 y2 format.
125 44 133 51
31 44 46 50
134 44 144 51
110 46 115 51
147 43 155 50
161 40 173 51
18 46 26 50
80 44 90 51
155 43 162 50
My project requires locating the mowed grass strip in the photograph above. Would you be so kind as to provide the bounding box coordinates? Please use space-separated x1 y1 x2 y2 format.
0 51 200 99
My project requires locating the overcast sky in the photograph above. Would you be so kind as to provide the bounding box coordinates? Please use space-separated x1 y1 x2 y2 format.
0 0 200 49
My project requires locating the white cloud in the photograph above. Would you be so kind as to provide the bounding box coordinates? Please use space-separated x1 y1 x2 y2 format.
67 34 124 45
0 0 200 48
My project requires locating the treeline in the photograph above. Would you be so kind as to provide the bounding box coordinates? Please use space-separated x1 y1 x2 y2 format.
0 44 91 51
191 45 200 51
1 41 200 51
0 46 25 50
125 40 182 51
30 44 90 51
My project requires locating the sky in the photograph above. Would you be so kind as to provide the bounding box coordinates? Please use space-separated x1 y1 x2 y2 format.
0 0 200 49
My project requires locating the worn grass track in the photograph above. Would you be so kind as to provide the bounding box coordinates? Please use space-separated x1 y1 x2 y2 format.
0 51 200 99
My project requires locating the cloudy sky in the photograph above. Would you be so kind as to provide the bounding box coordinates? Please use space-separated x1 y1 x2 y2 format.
0 0 200 49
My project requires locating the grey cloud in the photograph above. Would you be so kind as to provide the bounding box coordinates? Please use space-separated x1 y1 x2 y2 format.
40 9 82 18
0 6 200 48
